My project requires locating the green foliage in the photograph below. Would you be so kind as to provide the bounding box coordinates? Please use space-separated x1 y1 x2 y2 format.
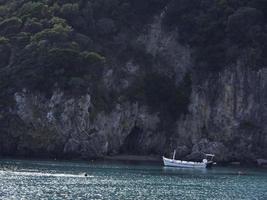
96 18 116 35
23 18 43 34
13 32 31 47
50 17 67 26
0 37 9 45
60 3 79 18
82 52 106 64
19 2 50 19
163 0 267 72
0 0 266 118
0 40 11 67
0 17 22 35
0 5 8 17
46 48 81 67
31 23 72 44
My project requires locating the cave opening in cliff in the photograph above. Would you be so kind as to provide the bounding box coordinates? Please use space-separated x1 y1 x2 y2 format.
120 126 143 154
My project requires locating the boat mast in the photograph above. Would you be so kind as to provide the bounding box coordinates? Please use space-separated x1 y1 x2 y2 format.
172 150 176 160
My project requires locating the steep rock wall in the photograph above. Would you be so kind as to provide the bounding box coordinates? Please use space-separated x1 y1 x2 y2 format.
7 90 163 158
174 61 267 162
0 13 266 163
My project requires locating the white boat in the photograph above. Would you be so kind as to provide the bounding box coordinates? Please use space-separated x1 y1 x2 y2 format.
163 150 214 168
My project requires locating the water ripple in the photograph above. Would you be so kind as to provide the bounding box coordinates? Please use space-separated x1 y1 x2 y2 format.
0 159 267 200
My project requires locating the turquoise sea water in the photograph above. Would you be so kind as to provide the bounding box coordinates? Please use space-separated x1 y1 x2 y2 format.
0 159 266 200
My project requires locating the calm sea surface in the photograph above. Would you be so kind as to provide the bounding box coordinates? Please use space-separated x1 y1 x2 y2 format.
0 159 266 200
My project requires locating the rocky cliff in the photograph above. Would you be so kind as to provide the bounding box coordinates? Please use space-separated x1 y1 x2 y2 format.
175 61 267 162
0 0 267 163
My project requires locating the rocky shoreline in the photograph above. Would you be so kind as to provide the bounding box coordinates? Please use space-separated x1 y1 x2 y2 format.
1 155 266 168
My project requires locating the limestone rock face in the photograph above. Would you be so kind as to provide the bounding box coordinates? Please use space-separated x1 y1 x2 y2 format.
8 90 162 158
174 62 267 162
188 139 228 162
0 13 266 163
138 15 192 83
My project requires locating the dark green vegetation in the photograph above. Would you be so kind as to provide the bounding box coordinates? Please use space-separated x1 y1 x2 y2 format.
0 0 266 118
0 0 187 119
163 0 267 72
0 0 168 89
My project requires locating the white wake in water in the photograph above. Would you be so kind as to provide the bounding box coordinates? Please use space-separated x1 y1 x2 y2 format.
0 170 92 178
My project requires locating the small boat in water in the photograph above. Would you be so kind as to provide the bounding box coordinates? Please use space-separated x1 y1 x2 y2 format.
163 150 215 168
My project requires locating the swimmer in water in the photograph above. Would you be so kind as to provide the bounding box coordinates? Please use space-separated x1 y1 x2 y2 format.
238 171 246 175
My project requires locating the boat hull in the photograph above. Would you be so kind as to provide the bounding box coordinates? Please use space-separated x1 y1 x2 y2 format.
163 157 207 168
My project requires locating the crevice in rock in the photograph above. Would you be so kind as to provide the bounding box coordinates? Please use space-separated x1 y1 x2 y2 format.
120 126 143 154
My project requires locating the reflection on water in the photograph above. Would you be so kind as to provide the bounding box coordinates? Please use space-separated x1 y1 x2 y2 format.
0 170 90 178
163 166 208 173
0 159 266 200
